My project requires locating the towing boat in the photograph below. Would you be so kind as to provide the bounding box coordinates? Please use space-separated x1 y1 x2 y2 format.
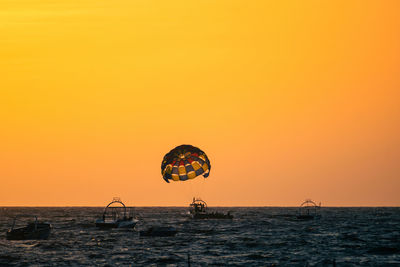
189 198 233 219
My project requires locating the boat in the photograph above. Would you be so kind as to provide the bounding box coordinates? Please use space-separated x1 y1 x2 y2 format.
139 226 177 237
297 199 321 220
189 198 233 219
6 216 52 240
95 197 138 229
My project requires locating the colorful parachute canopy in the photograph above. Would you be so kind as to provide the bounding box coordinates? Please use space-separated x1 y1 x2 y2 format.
161 145 211 183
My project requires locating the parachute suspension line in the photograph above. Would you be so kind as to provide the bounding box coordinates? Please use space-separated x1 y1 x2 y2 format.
182 180 192 205
188 179 194 202
200 178 206 199
188 178 202 203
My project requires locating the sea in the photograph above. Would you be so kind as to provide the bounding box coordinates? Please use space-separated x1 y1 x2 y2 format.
0 207 399 266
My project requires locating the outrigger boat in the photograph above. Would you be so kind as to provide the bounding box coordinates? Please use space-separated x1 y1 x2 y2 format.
6 216 52 240
95 197 138 229
189 198 233 219
297 199 321 220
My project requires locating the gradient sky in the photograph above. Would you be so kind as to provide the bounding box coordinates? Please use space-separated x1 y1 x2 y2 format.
1 1 399 206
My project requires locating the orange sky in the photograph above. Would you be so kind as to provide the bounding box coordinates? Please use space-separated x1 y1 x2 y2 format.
1 1 399 206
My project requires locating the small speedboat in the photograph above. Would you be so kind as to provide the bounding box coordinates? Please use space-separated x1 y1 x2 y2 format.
95 197 138 229
296 199 321 220
139 226 177 237
189 198 233 220
6 216 52 240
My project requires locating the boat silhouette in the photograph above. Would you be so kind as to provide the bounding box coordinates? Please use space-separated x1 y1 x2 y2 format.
189 198 233 219
95 197 138 229
297 199 321 220
6 216 51 240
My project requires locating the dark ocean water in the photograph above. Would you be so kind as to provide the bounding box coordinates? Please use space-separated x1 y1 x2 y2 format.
0 207 399 266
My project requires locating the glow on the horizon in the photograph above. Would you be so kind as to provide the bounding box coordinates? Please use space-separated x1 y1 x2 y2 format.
0 1 399 206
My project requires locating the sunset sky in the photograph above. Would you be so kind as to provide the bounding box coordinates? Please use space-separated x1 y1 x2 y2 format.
1 1 399 206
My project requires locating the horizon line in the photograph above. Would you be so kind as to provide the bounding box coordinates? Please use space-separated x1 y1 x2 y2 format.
1 205 399 208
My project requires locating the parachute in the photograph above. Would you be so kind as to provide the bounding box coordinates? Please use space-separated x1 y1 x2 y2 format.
161 145 211 183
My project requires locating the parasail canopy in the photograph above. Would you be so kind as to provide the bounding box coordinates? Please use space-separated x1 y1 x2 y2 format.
161 145 211 183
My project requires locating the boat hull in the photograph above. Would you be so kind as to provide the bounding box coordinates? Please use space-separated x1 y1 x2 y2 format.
6 223 51 240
